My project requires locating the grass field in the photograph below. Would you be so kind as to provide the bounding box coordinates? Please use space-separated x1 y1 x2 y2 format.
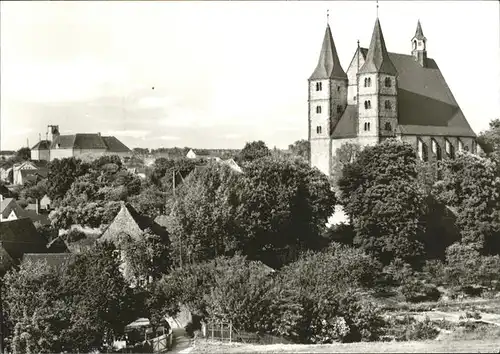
193 339 500 353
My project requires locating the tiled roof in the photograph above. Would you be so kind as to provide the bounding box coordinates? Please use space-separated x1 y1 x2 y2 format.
0 218 50 265
310 25 347 80
332 105 358 138
360 18 397 75
31 140 51 150
51 134 129 152
102 136 131 153
332 50 476 139
50 135 76 149
74 134 107 149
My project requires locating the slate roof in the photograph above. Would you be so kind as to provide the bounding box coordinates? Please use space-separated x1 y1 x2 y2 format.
0 218 51 265
332 49 476 138
31 140 51 150
359 18 397 75
310 25 347 80
102 136 131 153
414 20 426 40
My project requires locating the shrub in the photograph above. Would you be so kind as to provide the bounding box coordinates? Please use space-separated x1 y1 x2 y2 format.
65 229 86 243
404 317 439 341
400 280 441 303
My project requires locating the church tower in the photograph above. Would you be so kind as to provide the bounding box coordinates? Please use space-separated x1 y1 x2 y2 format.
308 20 348 175
357 18 398 147
411 20 427 67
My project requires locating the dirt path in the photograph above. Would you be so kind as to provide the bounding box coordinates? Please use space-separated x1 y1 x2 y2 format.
170 328 194 354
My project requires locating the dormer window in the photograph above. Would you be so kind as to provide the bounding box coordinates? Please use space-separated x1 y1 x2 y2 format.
316 82 322 91
316 106 322 114
385 77 392 87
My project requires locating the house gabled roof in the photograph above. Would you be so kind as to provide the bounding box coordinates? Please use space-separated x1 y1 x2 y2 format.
31 140 51 150
0 218 50 265
102 136 131 153
359 18 397 76
332 49 476 139
310 24 347 80
1 198 24 219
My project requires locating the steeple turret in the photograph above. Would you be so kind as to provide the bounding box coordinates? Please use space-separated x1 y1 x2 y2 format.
411 20 427 67
309 25 347 80
359 18 397 75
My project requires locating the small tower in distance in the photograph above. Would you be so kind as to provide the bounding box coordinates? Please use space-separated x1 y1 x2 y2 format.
411 20 427 67
308 12 348 175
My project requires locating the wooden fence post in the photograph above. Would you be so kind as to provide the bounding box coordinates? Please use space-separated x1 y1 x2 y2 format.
229 321 232 343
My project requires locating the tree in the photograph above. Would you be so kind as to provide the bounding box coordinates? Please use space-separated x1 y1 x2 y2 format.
14 147 31 162
19 179 47 203
331 142 361 185
3 260 70 354
235 156 336 268
477 118 500 159
288 140 310 162
119 229 172 288
47 158 90 202
149 158 197 191
239 140 271 162
434 152 500 254
61 242 138 351
174 163 241 263
338 140 427 265
128 185 168 219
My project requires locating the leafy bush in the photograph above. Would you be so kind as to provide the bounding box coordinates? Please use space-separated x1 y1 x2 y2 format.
65 229 86 243
404 317 439 341
400 280 441 303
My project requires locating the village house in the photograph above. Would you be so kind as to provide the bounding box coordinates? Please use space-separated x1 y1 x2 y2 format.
1 197 50 225
0 218 56 273
100 202 170 284
12 160 48 186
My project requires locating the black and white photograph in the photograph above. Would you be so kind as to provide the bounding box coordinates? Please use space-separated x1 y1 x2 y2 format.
0 0 499 353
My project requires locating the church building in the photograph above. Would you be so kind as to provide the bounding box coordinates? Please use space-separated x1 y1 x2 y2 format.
308 17 477 176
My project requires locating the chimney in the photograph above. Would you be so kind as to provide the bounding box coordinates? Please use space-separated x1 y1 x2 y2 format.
97 132 101 136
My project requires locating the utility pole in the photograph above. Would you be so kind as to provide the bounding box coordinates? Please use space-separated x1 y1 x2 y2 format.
0 251 4 354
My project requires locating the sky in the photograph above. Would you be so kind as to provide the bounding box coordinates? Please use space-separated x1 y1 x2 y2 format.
1 1 499 151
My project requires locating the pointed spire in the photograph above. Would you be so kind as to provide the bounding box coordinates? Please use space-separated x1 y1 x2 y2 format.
414 20 426 40
309 23 347 80
359 18 397 75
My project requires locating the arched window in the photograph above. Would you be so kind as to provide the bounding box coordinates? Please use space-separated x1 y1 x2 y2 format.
316 82 322 91
384 100 391 110
364 78 368 87
413 40 417 50
316 106 322 114
316 126 322 134
367 78 371 87
385 122 392 131
367 100 371 109
364 122 368 131
385 77 391 87
367 122 371 131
